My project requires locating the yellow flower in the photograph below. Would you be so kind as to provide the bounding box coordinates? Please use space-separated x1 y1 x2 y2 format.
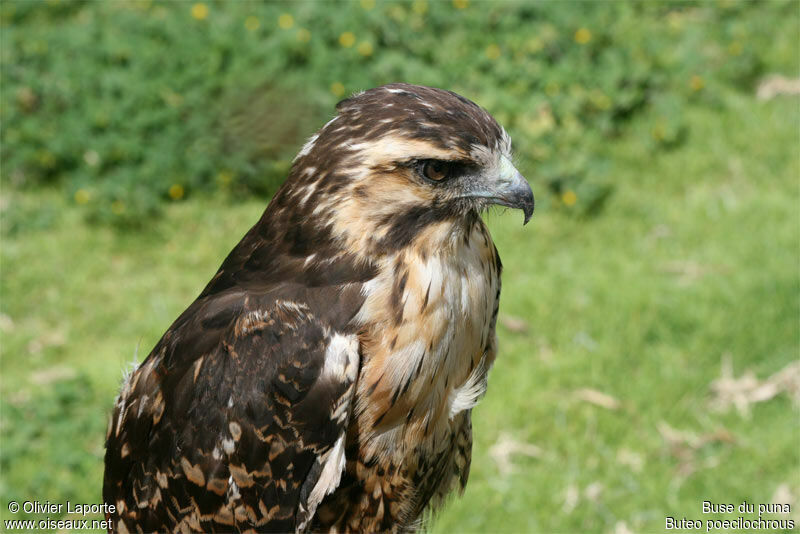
160 89 183 108
689 75 704 91
360 0 375 9
521 107 555 137
574 28 591 44
111 200 125 215
486 44 501 60
357 41 373 57
297 28 311 43
169 184 185 200
388 5 406 21
412 0 428 15
590 90 612 110
278 13 294 30
728 42 743 56
652 122 666 141
37 150 55 168
74 189 90 205
453 0 469 9
339 32 356 48
244 16 260 32
190 3 208 20
217 170 234 186
331 82 345 97
562 190 577 206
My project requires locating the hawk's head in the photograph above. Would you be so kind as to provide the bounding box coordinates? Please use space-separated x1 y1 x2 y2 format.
269 83 533 257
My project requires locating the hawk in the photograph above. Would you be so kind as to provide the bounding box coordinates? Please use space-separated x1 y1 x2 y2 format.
103 83 534 533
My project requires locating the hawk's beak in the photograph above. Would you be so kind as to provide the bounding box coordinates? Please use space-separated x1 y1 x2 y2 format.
467 157 534 225
493 164 535 225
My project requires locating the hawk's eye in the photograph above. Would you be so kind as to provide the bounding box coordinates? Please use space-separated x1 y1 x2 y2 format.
421 160 452 182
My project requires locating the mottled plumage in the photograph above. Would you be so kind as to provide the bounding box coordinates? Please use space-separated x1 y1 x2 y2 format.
104 83 533 533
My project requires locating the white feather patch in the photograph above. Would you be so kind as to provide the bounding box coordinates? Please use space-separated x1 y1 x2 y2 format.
297 434 347 532
322 333 359 383
448 358 488 419
294 133 319 161
385 340 425 388
227 476 241 501
309 435 346 504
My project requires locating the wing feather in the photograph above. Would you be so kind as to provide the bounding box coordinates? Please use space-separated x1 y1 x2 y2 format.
104 298 360 533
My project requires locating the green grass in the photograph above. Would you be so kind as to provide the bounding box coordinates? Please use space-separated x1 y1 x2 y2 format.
2 88 797 532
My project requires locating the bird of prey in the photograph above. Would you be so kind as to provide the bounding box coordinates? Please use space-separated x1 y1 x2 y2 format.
103 83 534 533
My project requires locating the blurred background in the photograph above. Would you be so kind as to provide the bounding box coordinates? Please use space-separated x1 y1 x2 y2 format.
1 1 798 532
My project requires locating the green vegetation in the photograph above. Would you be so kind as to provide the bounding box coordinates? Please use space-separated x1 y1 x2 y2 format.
1 1 798 532
2 1 795 224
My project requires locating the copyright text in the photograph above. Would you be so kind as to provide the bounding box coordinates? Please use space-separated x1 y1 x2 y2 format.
5 500 114 531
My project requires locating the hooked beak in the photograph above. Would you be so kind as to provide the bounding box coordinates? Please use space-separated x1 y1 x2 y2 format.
464 158 535 225
492 165 535 225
